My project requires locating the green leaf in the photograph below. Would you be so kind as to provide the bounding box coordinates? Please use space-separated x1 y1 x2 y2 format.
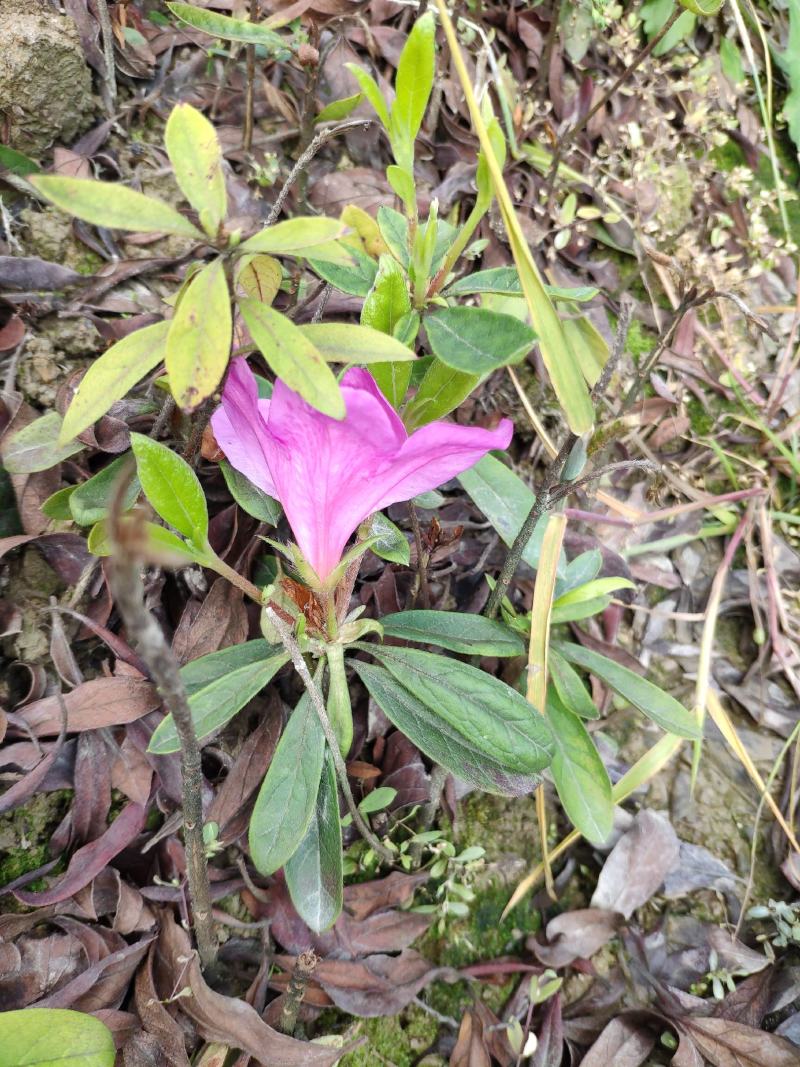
30 176 201 238
367 512 410 565
550 597 610 624
386 165 417 211
458 455 566 574
678 0 722 15
371 361 414 410
87 518 201 564
555 641 702 739
181 638 272 695
60 321 170 443
166 257 232 411
641 0 695 53
239 298 344 418
0 1007 115 1067
0 145 40 177
554 577 635 608
307 244 378 296
361 254 412 334
316 92 363 123
354 661 543 796
562 316 607 388
546 690 613 845
445 267 522 297
235 254 283 304
249 689 326 875
558 549 602 595
285 750 343 932
380 610 525 657
345 64 391 129
425 307 536 374
403 358 478 429
549 648 599 720
165 103 226 237
240 217 345 256
167 2 288 50
298 323 417 365
69 455 140 526
149 644 289 753
41 485 77 521
2 413 82 474
376 206 410 267
130 432 208 542
358 786 397 813
391 11 436 149
220 460 280 524
364 645 554 774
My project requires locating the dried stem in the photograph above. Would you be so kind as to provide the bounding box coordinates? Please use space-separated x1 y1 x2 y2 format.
265 119 373 227
279 949 318 1034
108 478 217 972
264 607 394 864
95 0 117 110
408 501 431 609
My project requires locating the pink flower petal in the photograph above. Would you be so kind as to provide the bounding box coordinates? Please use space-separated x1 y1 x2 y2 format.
210 359 278 498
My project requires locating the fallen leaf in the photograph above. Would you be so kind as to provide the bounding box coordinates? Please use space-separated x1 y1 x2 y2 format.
580 1014 656 1067
591 810 680 918
677 1015 800 1067
530 908 621 968
14 677 159 737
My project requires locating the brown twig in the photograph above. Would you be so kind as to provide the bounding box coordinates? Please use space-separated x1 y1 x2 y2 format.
408 501 431 608
279 949 318 1034
95 0 118 111
108 468 217 973
264 607 394 864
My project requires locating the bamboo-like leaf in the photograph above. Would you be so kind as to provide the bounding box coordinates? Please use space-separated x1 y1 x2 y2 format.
298 323 417 364
240 217 346 256
167 1 288 50
435 1 594 434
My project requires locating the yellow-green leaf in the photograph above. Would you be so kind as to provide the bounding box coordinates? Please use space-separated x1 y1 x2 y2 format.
240 217 346 256
167 1 288 50
298 323 417 364
436 1 594 435
164 103 227 237
166 258 232 411
60 321 170 443
30 176 202 238
239 298 344 419
235 253 282 304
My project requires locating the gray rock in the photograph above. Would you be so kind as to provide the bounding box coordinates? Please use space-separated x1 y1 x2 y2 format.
0 0 94 155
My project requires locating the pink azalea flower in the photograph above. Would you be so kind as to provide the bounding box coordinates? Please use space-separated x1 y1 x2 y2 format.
211 358 513 584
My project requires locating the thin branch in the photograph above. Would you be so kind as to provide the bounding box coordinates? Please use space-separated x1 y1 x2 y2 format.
95 0 118 110
264 607 394 864
408 501 431 609
108 474 217 973
265 119 373 227
243 0 258 152
279 949 318 1035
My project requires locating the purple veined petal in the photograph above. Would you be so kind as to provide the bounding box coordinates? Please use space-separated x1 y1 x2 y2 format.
370 418 515 514
210 358 279 498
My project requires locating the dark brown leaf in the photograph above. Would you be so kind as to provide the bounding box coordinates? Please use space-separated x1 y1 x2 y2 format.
530 909 621 968
0 256 82 291
14 676 159 737
591 810 680 918
677 1015 800 1067
580 1014 656 1067
450 1008 492 1067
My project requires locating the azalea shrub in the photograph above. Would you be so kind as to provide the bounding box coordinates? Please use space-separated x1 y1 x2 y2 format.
5 8 704 934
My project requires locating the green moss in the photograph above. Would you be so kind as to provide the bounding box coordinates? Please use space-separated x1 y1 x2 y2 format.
686 396 715 436
709 138 746 175
625 319 656 364
336 1006 440 1067
0 790 71 889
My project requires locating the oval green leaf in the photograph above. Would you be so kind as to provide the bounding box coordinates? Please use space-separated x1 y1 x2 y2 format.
0 1008 115 1067
367 512 410 566
364 645 554 774
380 610 525 657
60 321 170 444
165 102 227 237
403 357 478 428
549 648 599 720
354 661 541 796
425 307 537 375
249 690 326 875
554 640 702 739
547 690 613 846
30 176 201 238
239 298 344 419
285 750 343 933
130 432 208 542
149 644 289 754
220 460 281 525
69 454 141 527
